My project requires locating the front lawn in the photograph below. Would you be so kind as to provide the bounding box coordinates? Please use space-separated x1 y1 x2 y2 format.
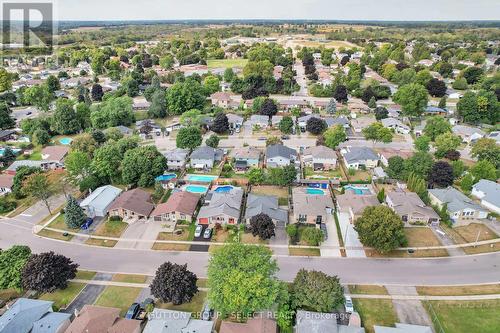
426 300 500 333
444 223 498 254
112 274 148 284
353 299 398 333
94 286 143 316
157 290 207 315
85 219 128 247
39 282 86 310
152 228 192 251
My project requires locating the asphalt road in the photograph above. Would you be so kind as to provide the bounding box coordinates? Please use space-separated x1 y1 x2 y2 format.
2 220 499 285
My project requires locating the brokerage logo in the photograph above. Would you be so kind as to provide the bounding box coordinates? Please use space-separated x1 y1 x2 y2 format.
2 1 54 52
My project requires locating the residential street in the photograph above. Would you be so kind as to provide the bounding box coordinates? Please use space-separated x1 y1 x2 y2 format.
1 219 500 285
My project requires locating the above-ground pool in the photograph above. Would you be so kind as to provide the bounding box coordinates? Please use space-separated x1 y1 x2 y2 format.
155 173 177 182
214 185 235 193
306 188 325 195
186 174 218 183
0 148 21 156
344 185 372 195
59 137 73 145
184 185 209 194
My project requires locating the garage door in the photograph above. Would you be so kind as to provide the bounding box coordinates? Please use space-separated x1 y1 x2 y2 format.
198 218 209 225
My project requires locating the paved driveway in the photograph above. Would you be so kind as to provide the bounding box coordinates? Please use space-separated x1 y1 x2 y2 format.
320 213 341 257
64 273 112 315
270 225 289 256
386 285 434 329
337 212 366 258
116 220 170 250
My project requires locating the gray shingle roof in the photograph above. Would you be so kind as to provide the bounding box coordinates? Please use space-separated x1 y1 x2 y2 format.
245 193 288 223
0 298 53 333
429 187 484 213
266 144 297 160
32 312 71 333
342 147 379 164
473 179 500 208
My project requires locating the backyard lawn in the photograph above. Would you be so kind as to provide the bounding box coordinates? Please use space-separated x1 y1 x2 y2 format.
157 291 207 315
426 300 500 333
251 185 289 205
304 167 342 180
444 223 498 255
94 286 143 316
85 220 128 247
207 59 248 69
39 282 86 310
353 299 398 333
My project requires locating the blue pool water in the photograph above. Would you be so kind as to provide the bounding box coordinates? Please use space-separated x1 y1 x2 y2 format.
306 188 325 195
186 174 218 182
344 185 371 195
0 148 21 156
59 137 73 145
214 185 234 193
155 173 177 182
185 185 209 194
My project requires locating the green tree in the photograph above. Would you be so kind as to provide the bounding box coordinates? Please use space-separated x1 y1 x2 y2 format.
148 89 167 118
203 75 220 95
423 116 451 141
246 168 265 185
452 77 468 90
90 96 134 128
414 135 431 152
122 146 167 187
206 134 220 148
470 160 497 181
176 126 202 149
393 83 429 117
326 98 337 114
0 103 15 129
64 195 87 229
52 99 81 135
355 206 407 253
460 173 475 192
65 151 92 185
166 79 207 115
324 125 346 149
368 96 377 109
387 156 406 180
24 84 53 112
362 122 393 143
46 75 60 93
12 166 41 198
207 243 280 317
278 116 294 134
32 129 51 146
301 227 324 246
0 245 31 291
471 138 500 168
377 187 385 203
434 132 462 158
404 152 434 180
0 67 12 92
290 269 344 312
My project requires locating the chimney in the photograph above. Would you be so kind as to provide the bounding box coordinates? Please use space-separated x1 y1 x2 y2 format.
74 309 80 317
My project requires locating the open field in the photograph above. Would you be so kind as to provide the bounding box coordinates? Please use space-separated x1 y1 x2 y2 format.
207 59 248 69
94 286 143 316
444 223 498 255
39 282 86 310
287 39 359 49
353 299 398 333
426 300 500 333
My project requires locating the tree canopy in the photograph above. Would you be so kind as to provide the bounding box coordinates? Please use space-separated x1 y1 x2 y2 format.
150 262 198 305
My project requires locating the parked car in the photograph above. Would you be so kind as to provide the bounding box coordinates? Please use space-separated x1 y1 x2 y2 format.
125 303 141 319
194 225 203 238
258 137 267 141
281 135 290 140
203 228 212 239
201 303 213 321
320 223 328 240
344 296 354 313
81 218 94 230
140 298 154 310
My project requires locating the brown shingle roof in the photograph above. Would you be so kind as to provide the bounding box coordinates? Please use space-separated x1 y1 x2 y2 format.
109 188 154 217
150 191 200 217
41 145 69 162
65 305 120 333
107 318 141 333
220 317 277 333
0 174 14 189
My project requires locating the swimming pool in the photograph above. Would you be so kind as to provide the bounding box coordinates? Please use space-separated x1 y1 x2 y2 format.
214 185 235 193
155 173 177 182
306 188 325 195
344 185 371 195
184 185 209 194
0 148 21 156
59 137 73 145
186 174 218 182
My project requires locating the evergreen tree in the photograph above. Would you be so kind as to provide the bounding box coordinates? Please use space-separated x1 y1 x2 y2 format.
64 196 87 229
326 98 337 114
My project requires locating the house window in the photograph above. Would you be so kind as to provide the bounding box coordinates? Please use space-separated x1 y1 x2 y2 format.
298 214 307 223
315 216 322 224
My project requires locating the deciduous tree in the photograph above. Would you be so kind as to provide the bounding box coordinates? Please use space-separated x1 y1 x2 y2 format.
428 161 454 188
150 262 198 305
306 117 327 135
250 213 276 240
176 126 202 149
0 245 31 291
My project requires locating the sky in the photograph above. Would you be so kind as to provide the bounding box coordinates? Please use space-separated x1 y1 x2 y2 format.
50 0 500 21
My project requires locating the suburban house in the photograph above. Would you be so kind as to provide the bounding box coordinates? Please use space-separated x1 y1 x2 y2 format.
41 145 69 170
79 185 123 218
279 99 309 111
486 131 500 144
110 125 133 136
136 119 162 136
250 115 270 129
380 118 410 134
226 113 244 131
220 317 277 333
292 187 334 224
164 148 189 170
231 146 261 171
374 323 432 333
425 106 448 116
336 191 380 223
377 149 413 167
341 147 379 170
0 129 17 142
295 310 365 333
386 190 440 226
150 191 200 223
143 309 213 333
4 160 46 175
429 187 488 225
266 144 298 168
197 187 243 225
189 146 224 170
0 298 61 333
108 188 155 222
351 116 376 133
132 97 150 111
471 179 500 214
0 173 14 195
210 91 233 108
301 145 337 171
65 305 141 333
325 116 350 129
245 193 288 226
32 312 72 333
452 125 485 144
